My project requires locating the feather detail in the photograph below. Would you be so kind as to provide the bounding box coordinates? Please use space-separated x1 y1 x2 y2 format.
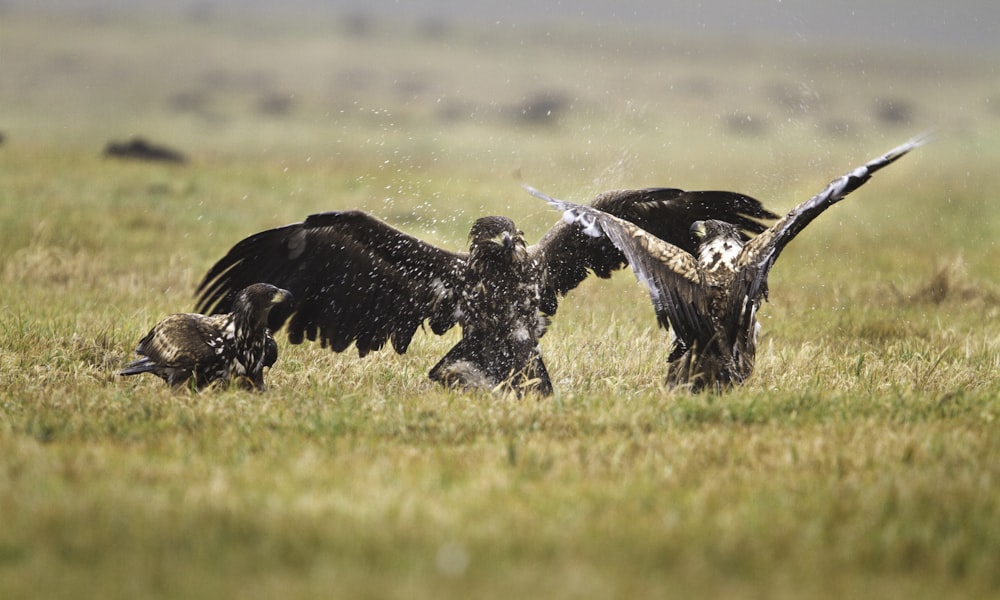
121 283 291 391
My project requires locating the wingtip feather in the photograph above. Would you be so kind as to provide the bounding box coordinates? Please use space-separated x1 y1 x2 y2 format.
884 130 934 162
520 182 581 213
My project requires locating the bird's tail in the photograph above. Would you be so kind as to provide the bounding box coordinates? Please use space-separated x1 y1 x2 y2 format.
428 339 493 390
118 358 156 377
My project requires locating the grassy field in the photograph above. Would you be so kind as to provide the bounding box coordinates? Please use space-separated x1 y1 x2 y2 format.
2 7 1000 599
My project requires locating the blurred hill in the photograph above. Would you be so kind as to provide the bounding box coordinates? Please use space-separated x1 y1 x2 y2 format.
1 0 997 194
4 0 999 55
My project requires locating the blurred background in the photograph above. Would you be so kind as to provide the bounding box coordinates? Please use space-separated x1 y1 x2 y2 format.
1 0 998 213
8 0 1000 52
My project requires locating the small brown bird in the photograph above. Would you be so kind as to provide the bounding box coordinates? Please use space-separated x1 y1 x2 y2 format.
119 283 292 390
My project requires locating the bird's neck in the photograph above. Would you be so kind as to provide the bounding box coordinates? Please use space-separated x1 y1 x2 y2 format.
697 236 743 272
230 306 267 342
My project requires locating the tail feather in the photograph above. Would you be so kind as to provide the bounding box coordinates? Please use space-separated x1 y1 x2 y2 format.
118 358 156 377
428 338 489 388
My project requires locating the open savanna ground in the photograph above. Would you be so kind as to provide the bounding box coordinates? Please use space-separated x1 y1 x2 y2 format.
2 6 1000 599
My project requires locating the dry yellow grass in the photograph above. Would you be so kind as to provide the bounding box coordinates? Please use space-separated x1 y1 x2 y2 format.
1 7 1000 599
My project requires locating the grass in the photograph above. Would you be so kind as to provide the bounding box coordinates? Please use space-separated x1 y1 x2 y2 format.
2 6 1000 599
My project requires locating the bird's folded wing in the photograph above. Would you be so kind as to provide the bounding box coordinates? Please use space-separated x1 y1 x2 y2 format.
136 314 228 367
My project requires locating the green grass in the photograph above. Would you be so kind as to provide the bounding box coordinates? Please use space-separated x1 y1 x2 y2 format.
2 7 1000 599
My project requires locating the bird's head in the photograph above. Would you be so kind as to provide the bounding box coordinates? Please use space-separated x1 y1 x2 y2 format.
233 283 294 329
691 219 742 244
469 216 526 262
690 220 744 270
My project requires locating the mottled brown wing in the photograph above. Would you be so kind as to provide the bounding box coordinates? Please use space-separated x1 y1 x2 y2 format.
734 134 929 306
136 313 229 368
195 211 468 356
532 191 716 346
531 187 777 297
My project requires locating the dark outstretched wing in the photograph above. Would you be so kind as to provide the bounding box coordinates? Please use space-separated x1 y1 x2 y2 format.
529 187 777 297
735 133 930 304
529 189 716 346
592 188 778 251
195 211 468 356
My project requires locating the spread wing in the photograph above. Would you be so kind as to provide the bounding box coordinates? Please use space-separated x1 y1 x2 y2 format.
592 188 779 252
529 189 715 346
735 133 931 303
529 187 777 297
195 210 468 356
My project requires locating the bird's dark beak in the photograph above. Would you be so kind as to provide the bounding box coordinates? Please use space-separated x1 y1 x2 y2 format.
691 221 706 239
502 231 514 251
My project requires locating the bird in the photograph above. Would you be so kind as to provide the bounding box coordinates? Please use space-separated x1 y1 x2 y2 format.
193 189 778 396
527 134 929 392
119 283 293 390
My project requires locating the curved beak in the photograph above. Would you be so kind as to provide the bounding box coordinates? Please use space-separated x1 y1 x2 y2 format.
271 289 294 306
691 221 706 239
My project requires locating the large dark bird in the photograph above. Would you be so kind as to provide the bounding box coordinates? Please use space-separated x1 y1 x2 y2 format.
194 189 778 395
528 135 928 391
120 283 293 390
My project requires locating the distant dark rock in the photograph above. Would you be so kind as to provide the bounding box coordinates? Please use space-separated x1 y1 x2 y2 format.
435 100 474 123
724 111 769 137
167 90 208 114
509 91 571 126
416 17 451 39
874 98 914 126
341 11 374 37
764 81 824 115
256 92 295 116
104 137 187 164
